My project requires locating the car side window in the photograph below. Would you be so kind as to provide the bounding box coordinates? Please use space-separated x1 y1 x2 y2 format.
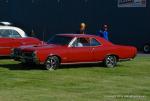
90 38 101 46
0 29 21 38
9 30 21 38
0 29 10 38
0 30 2 37
72 38 90 47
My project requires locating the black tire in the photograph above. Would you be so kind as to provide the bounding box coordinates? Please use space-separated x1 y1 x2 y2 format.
104 55 117 68
45 56 60 70
143 44 150 53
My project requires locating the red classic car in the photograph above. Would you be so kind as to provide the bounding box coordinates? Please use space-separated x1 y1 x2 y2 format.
0 25 42 57
12 34 137 70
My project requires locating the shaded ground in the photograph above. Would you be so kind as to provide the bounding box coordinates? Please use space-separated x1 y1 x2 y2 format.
137 53 150 57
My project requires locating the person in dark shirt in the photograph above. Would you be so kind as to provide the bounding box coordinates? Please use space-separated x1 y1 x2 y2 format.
76 23 87 34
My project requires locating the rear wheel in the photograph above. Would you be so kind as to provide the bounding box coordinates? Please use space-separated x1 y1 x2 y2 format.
45 56 60 70
104 55 117 68
143 44 150 53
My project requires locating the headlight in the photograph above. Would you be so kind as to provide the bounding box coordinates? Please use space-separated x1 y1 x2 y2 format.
11 48 15 52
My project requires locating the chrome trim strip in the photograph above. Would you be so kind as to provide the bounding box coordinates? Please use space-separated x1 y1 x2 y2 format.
61 61 103 65
0 47 11 49
119 58 133 62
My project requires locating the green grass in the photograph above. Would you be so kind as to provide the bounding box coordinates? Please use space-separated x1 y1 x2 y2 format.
0 56 150 101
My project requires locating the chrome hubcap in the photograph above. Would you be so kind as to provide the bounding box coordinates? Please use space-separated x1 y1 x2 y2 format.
106 56 116 67
144 45 150 52
46 58 57 70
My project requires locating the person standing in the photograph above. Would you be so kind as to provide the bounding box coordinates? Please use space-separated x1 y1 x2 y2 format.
76 23 87 34
97 24 109 41
103 24 109 40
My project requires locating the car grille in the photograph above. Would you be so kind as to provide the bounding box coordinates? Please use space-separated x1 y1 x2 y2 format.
22 52 33 58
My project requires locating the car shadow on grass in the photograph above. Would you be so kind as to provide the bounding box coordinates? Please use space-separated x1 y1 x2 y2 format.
0 63 106 70
0 63 45 70
60 63 105 70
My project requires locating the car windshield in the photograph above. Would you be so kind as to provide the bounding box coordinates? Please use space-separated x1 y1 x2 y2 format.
47 35 73 45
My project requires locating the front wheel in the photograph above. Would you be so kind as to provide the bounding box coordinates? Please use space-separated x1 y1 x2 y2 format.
104 55 117 68
45 56 60 70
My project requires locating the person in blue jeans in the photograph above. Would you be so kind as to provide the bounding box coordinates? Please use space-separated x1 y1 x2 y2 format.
97 24 109 41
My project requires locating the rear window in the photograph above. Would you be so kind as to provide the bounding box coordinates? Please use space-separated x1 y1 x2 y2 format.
90 38 101 46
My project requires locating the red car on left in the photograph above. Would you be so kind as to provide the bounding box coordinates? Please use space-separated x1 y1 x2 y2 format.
0 22 42 57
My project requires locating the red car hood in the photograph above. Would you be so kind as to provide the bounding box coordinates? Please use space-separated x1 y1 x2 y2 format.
19 44 66 52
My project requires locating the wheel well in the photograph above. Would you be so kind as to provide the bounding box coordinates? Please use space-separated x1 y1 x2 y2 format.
106 54 119 61
48 55 61 63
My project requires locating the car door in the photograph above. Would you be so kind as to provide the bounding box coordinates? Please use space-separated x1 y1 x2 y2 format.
90 38 106 61
0 29 21 56
67 37 93 63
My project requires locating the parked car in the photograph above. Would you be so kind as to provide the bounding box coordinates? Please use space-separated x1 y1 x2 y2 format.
12 34 137 70
0 22 42 57
143 41 150 53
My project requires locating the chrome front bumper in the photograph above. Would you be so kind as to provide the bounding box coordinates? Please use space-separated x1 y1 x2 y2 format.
12 49 40 64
